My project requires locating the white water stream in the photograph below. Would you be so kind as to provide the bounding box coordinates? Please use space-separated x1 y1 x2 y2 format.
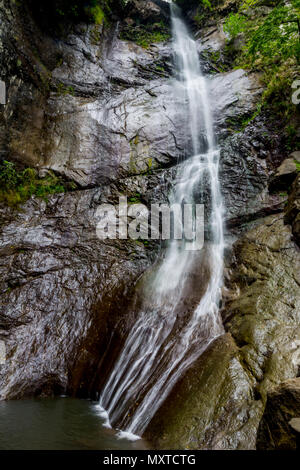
98 3 225 439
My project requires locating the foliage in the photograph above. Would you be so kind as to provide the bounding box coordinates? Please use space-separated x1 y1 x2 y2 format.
201 0 212 10
224 13 247 38
90 5 105 24
56 83 75 96
128 193 142 204
223 0 300 121
0 161 75 207
247 3 299 63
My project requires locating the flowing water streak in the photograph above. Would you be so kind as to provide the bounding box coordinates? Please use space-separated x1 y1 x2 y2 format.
98 4 225 439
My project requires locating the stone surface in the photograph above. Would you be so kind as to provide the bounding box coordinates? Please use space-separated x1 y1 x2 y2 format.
146 214 300 449
0 0 299 453
285 174 300 245
289 417 300 433
290 151 300 163
196 25 227 53
146 334 261 450
257 378 300 449
220 119 285 229
0 190 154 399
0 1 263 192
223 214 300 402
269 158 298 192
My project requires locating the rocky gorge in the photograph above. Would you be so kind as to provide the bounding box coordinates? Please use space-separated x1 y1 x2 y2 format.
0 0 299 450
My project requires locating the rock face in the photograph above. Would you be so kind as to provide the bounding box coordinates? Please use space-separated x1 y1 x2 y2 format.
146 214 300 449
269 158 298 192
257 378 300 449
0 0 299 452
285 174 300 245
0 189 155 399
145 334 262 450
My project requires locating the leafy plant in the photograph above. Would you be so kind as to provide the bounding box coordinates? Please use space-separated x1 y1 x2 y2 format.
223 0 300 122
0 161 75 207
224 13 248 38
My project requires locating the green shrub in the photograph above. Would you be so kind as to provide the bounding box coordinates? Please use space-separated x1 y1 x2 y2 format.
0 161 75 207
223 0 300 121
90 5 105 24
224 13 248 38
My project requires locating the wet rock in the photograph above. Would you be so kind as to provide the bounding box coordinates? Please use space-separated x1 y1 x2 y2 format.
1 0 298 450
210 69 263 138
257 378 300 450
220 121 285 229
223 214 300 399
285 174 300 245
0 1 179 186
269 158 298 192
146 334 261 450
196 25 227 53
146 214 300 449
0 190 154 399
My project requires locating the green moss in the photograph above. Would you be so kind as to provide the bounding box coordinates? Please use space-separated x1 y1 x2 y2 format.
0 160 76 207
147 158 153 174
56 82 75 96
120 22 171 49
225 102 262 132
90 5 105 24
224 0 300 122
128 193 142 204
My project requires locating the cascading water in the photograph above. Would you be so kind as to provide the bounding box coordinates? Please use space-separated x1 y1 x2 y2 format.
98 3 225 439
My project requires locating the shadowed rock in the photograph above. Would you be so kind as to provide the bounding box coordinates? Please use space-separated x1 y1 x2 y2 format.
257 378 300 450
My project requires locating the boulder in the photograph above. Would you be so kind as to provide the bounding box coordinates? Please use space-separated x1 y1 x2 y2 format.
269 158 298 192
125 0 168 24
145 334 261 450
145 214 300 449
257 378 300 450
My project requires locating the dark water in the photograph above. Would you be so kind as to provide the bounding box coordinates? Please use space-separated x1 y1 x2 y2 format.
0 398 147 450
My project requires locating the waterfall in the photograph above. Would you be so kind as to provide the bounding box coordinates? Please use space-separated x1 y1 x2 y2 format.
97 3 225 439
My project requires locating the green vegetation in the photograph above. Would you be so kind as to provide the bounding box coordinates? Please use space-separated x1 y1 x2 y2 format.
120 21 170 48
128 193 142 204
224 12 247 37
56 82 75 96
194 0 212 26
89 4 106 24
223 0 299 121
0 161 75 207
